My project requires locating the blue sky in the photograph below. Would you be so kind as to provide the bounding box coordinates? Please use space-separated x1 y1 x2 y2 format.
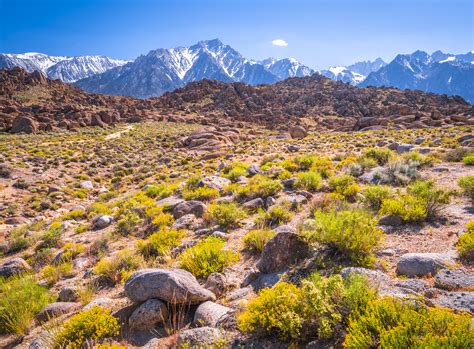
0 0 472 69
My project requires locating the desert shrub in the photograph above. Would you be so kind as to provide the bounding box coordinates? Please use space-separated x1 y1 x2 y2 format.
407 180 454 218
362 185 393 211
144 205 174 227
0 275 55 335
223 162 248 182
458 175 474 203
53 306 120 349
179 236 239 278
303 209 383 266
36 221 64 250
293 155 334 177
362 148 394 165
443 147 473 162
243 229 276 253
402 151 435 168
115 211 142 235
231 175 283 199
327 175 360 201
93 249 143 284
294 171 322 192
309 193 347 214
41 262 74 286
86 202 112 218
238 274 375 342
344 297 474 348
457 220 474 263
62 209 86 221
463 154 474 165
182 186 220 201
7 225 32 252
144 183 175 199
136 227 185 259
207 202 247 228
377 160 420 186
379 195 427 223
255 205 292 228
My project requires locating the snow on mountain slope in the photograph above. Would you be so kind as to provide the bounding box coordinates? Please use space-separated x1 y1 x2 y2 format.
0 52 128 82
319 58 386 85
260 57 314 79
76 39 280 98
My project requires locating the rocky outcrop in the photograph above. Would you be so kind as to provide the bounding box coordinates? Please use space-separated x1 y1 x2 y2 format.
0 257 31 278
124 268 216 304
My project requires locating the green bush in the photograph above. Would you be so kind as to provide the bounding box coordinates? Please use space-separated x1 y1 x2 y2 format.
327 175 360 201
41 262 74 286
0 275 55 335
379 195 427 223
344 297 474 348
179 236 239 278
458 175 474 203
362 148 394 165
303 209 383 266
402 151 435 168
294 171 323 192
207 202 247 228
407 180 454 218
94 249 143 284
136 227 185 259
144 183 175 199
231 174 283 199
457 220 474 263
182 186 220 201
362 185 393 211
243 229 276 253
378 160 420 186
463 154 474 165
223 162 248 182
255 205 292 228
36 221 63 250
53 306 120 349
238 274 375 342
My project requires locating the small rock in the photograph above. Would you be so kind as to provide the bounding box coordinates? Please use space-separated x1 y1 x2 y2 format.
243 197 264 210
36 302 80 323
378 215 403 226
0 258 31 278
396 143 415 153
289 125 308 139
177 327 223 347
193 301 233 327
172 214 197 230
256 232 310 273
80 180 94 190
436 291 474 313
247 164 261 177
172 200 206 219
198 176 231 194
93 215 113 230
156 196 184 210
58 287 79 302
204 272 228 297
265 196 276 208
129 299 168 330
397 252 454 277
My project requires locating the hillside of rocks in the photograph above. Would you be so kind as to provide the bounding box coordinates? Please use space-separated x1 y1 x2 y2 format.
154 74 474 131
0 67 161 133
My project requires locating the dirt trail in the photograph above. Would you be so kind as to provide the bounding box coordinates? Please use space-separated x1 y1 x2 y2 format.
105 124 134 140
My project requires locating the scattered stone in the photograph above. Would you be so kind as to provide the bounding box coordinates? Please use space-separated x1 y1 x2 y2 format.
83 297 116 310
243 197 264 210
436 291 474 313
435 269 474 291
396 143 415 153
288 144 300 152
193 301 233 327
380 248 396 256
172 200 206 219
265 196 276 208
177 327 223 347
124 268 216 304
204 272 228 297
289 125 308 139
256 232 310 273
0 257 31 278
36 302 80 323
129 299 168 330
93 215 113 230
397 252 454 277
247 164 261 176
80 180 94 190
378 214 403 226
11 115 38 134
172 213 198 230
198 176 231 193
281 194 308 208
432 166 450 173
393 278 430 294
58 287 79 302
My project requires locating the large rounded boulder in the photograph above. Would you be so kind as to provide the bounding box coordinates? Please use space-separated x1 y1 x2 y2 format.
124 268 216 304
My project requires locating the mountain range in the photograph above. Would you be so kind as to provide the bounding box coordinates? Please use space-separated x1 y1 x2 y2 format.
0 52 128 82
1 40 473 103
